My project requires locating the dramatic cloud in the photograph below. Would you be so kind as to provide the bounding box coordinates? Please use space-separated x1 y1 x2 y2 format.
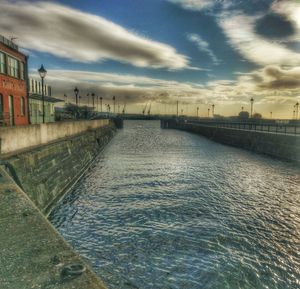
218 11 300 66
30 69 211 105
187 33 220 65
218 1 300 67
254 65 300 90
0 0 192 70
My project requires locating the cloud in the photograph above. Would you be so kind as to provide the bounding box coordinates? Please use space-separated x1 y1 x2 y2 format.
29 68 299 118
167 0 215 11
0 0 192 70
30 69 211 105
218 10 300 66
255 65 300 89
167 0 232 11
187 33 220 65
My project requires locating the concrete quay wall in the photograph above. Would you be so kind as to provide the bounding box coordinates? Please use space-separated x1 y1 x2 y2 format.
0 119 109 155
2 122 116 215
161 119 300 163
0 121 117 289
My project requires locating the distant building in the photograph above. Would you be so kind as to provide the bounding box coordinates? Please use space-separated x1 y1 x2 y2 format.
28 78 62 124
0 35 29 126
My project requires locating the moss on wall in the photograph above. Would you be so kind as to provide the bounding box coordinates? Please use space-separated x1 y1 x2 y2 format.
2 123 116 214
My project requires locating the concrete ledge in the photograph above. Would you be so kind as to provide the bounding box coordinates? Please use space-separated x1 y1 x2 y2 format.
0 167 107 289
0 119 110 155
161 119 300 163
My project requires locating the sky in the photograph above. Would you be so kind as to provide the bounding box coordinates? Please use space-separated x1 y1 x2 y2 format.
1 0 300 118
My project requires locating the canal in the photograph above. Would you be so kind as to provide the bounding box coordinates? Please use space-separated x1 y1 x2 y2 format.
49 120 300 289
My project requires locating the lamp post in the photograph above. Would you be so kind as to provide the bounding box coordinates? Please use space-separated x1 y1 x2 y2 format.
74 87 79 106
212 104 215 117
197 106 199 117
100 97 103 112
38 64 47 123
250 97 254 118
91 93 95 108
296 102 299 120
64 94 67 103
270 111 272 119
208 108 210 118
113 96 116 113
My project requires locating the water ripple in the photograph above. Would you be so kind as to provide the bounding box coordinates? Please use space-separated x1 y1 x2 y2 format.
50 120 300 289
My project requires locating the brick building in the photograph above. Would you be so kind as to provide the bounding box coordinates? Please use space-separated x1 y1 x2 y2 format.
0 35 29 126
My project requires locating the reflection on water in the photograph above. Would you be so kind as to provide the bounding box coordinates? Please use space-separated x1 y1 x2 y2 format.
50 120 300 289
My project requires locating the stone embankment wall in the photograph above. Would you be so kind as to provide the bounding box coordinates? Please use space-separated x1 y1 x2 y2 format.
161 119 300 163
1 121 116 215
0 120 117 289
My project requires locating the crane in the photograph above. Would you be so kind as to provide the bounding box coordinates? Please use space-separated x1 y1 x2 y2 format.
142 102 148 115
148 102 152 115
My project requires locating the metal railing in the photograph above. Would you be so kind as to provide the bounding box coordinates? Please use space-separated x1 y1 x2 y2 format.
185 120 300 135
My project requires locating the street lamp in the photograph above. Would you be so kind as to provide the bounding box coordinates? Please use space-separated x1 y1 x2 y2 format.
91 93 95 108
113 96 116 113
296 102 299 120
38 64 47 123
74 87 79 106
208 108 210 118
212 104 215 117
250 97 254 118
100 97 103 112
197 106 199 117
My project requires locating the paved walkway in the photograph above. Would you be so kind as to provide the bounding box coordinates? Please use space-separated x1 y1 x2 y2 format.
0 166 107 289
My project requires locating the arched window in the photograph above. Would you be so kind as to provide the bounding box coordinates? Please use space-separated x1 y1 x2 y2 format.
20 97 25 116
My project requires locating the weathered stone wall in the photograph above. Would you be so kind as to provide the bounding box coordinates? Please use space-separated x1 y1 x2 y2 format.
2 123 116 214
0 119 109 155
161 119 300 163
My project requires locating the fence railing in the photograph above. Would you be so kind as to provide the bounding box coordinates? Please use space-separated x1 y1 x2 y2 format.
186 120 300 135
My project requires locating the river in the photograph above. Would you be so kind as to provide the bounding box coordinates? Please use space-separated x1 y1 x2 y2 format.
49 120 300 289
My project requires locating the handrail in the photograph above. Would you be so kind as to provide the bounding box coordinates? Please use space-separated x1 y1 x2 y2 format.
184 120 300 135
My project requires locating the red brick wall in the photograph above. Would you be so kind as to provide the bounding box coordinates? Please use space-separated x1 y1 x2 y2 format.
0 43 28 126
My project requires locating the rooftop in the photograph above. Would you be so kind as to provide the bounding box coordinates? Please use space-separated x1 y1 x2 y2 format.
0 35 19 51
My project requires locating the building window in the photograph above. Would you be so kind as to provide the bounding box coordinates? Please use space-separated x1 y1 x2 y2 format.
7 56 19 78
0 52 6 74
20 62 25 80
20 97 25 116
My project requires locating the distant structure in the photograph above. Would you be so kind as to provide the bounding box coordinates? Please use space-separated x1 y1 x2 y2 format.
238 111 249 119
28 78 62 124
0 35 29 126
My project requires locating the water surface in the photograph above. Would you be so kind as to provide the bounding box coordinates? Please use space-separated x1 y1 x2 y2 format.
50 120 300 289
